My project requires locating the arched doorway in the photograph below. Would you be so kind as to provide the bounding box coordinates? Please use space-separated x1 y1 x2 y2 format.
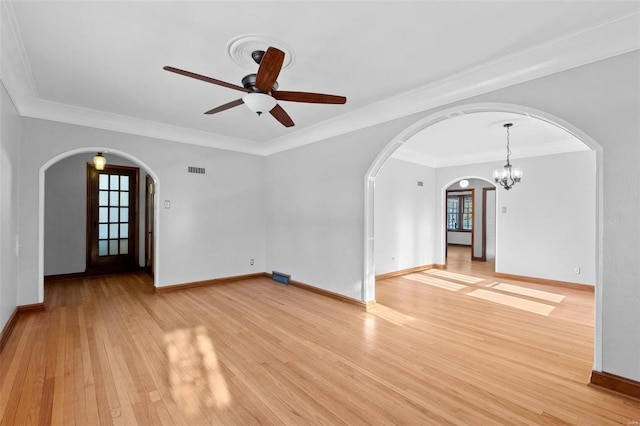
442 177 496 269
364 102 603 370
38 148 160 301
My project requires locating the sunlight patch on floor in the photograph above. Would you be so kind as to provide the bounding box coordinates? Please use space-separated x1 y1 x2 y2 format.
425 269 484 284
493 283 566 303
367 304 416 326
468 289 556 316
404 273 467 291
164 326 231 414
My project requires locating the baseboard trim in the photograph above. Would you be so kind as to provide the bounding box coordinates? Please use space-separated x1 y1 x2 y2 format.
590 371 640 401
0 302 46 351
264 272 372 311
45 267 146 283
44 271 88 282
154 273 265 294
375 264 444 280
494 272 594 292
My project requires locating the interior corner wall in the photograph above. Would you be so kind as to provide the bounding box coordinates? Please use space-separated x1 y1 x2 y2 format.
373 158 436 275
44 153 147 275
17 118 266 304
0 80 21 331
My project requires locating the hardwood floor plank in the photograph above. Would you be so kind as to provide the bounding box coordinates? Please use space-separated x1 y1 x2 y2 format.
1 264 639 425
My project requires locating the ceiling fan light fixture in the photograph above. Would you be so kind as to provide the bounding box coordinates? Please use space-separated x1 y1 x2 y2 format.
242 92 277 115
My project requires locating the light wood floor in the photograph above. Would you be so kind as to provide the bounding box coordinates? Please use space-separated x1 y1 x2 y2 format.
1 252 639 425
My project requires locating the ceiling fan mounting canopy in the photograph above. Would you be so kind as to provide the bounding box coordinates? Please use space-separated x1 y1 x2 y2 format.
251 50 265 65
163 46 346 128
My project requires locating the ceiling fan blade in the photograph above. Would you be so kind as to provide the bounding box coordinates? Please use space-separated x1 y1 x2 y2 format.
164 66 249 93
270 104 294 127
272 91 347 104
255 47 285 93
204 98 244 115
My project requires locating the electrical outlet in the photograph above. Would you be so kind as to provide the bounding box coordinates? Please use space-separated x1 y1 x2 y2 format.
574 266 581 274
391 257 395 263
250 258 254 266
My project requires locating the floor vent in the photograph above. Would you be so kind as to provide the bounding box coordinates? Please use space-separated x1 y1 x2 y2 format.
272 271 291 285
188 166 206 174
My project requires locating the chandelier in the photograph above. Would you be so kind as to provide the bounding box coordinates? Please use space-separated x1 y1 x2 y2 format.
493 123 522 190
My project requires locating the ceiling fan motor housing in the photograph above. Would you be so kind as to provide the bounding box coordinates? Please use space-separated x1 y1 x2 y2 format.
242 73 278 92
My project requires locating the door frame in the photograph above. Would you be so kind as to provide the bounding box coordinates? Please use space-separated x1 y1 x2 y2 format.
481 187 496 262
85 163 140 274
445 188 475 260
145 175 155 278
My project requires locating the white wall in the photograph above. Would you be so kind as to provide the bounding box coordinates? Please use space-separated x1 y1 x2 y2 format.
435 151 596 285
373 158 435 275
265 117 421 300
0 81 20 328
17 118 266 304
44 153 147 275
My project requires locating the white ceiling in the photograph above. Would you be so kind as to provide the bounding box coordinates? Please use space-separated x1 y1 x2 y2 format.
392 111 590 168
2 1 639 158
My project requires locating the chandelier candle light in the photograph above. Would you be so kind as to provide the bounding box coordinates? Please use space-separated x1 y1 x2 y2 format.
493 123 522 190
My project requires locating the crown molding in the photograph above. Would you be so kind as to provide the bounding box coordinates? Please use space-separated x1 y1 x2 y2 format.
22 98 265 155
2 5 638 157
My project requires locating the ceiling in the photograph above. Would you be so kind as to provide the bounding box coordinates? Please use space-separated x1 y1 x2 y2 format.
2 1 639 158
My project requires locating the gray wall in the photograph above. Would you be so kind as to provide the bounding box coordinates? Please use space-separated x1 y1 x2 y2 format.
0 81 20 328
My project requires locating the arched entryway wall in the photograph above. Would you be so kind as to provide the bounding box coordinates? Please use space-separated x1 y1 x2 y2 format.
37 148 160 301
363 102 603 370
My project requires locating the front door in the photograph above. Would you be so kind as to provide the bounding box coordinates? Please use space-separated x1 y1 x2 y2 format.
86 164 139 274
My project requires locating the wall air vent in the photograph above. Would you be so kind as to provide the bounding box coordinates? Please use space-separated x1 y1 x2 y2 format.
272 271 291 285
188 166 206 174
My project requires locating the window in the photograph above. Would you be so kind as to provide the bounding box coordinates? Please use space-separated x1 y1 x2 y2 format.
447 194 473 231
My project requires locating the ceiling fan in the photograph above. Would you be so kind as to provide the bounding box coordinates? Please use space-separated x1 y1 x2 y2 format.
163 47 347 128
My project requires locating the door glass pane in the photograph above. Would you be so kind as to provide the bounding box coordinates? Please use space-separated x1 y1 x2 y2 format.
99 207 108 223
109 224 119 239
99 224 108 239
120 208 129 222
110 175 119 190
109 240 118 255
120 223 129 238
121 175 129 189
119 239 128 255
98 240 108 256
110 207 119 222
99 174 109 190
110 191 119 206
120 192 129 207
99 191 109 206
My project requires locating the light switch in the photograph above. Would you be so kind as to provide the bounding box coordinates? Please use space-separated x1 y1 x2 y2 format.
164 200 171 209
502 206 507 213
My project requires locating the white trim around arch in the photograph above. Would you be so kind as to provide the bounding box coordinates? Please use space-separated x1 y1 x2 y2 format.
363 102 603 372
37 147 161 302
